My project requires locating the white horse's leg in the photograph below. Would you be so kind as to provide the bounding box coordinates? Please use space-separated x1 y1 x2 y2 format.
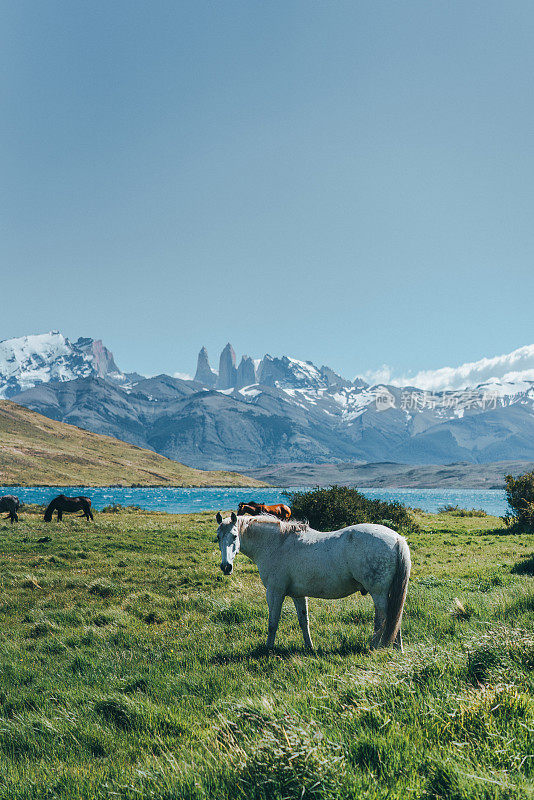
371 593 387 649
266 588 284 649
292 596 314 650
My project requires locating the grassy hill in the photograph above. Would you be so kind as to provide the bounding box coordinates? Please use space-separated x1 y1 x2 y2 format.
0 508 532 798
0 399 264 487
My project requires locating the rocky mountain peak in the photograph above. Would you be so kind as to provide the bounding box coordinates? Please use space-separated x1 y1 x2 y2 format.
216 343 238 390
320 365 352 388
194 346 217 387
75 337 121 379
236 355 257 389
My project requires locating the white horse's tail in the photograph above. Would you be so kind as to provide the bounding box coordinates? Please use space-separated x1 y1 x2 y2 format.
382 536 411 647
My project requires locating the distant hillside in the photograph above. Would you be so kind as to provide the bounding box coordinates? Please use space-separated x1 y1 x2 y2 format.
0 400 264 487
243 460 534 489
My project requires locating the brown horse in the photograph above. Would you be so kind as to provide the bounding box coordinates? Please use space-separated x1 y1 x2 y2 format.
44 495 94 522
237 501 291 520
263 503 291 520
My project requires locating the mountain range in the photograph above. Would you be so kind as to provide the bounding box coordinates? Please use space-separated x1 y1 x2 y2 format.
1 332 534 471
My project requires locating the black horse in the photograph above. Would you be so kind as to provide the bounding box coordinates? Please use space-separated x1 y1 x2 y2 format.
44 495 94 522
0 495 20 523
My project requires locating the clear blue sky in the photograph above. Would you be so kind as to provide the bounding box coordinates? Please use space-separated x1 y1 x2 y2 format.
2 1 533 379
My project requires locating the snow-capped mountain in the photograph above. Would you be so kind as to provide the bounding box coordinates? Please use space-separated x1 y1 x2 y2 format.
0 332 130 398
4 334 534 469
191 344 534 425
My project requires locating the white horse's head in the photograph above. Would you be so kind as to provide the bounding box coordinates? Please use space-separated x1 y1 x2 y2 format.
215 511 240 575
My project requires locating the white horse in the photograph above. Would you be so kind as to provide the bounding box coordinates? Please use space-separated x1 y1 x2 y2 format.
215 512 411 652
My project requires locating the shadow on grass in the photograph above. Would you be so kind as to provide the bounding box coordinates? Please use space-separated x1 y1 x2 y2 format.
511 552 534 576
210 638 369 664
481 525 521 536
211 645 298 664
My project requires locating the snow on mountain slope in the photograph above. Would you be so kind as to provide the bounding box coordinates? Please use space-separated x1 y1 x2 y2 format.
226 369 534 465
0 332 128 398
258 355 327 389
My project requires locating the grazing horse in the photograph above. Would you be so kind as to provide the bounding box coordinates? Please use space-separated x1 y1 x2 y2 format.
215 512 410 652
44 495 94 522
0 495 20 523
237 501 291 520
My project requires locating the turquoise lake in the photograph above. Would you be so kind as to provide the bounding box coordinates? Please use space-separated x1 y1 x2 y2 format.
0 486 508 516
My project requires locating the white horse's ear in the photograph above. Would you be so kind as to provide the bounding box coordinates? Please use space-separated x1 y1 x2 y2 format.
216 511 222 524
231 511 237 523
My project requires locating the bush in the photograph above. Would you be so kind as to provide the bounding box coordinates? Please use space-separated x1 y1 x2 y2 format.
286 486 419 533
503 470 534 531
438 504 487 517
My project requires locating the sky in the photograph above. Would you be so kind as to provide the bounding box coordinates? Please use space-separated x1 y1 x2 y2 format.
2 1 534 381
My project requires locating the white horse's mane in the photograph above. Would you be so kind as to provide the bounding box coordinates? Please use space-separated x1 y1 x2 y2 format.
237 514 309 537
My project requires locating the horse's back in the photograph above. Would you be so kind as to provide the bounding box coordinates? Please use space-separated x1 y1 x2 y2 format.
281 523 404 596
299 522 400 548
342 522 402 548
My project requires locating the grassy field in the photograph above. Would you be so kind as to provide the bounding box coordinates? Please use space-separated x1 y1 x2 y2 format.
0 507 532 799
0 400 264 487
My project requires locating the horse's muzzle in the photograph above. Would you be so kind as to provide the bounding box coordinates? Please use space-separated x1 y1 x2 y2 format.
221 564 233 575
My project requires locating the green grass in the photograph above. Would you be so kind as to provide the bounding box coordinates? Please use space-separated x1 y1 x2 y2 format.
0 508 533 799
0 399 264 486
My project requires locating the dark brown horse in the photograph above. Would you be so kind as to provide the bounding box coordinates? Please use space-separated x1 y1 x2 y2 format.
237 501 291 520
0 495 20 523
44 495 94 522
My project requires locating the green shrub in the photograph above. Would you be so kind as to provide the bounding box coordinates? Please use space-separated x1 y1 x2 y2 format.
503 470 534 531
286 486 419 533
438 504 487 517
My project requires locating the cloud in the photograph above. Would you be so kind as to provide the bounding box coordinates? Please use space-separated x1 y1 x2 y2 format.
359 365 394 386
359 344 534 392
173 371 192 380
